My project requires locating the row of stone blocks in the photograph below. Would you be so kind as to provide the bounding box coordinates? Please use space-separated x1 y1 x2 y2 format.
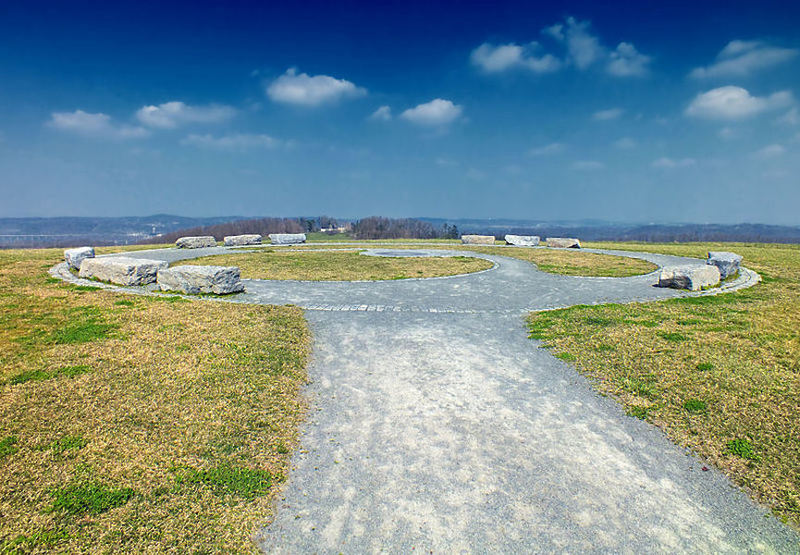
460 235 581 248
64 247 244 294
175 233 307 248
657 251 743 291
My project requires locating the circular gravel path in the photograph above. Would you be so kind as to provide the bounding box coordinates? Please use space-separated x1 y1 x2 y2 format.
51 244 795 553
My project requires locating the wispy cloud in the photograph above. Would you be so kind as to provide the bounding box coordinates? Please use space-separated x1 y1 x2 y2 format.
266 68 366 106
400 99 463 126
572 160 604 170
181 133 282 150
528 142 565 156
686 86 793 120
369 105 392 122
652 157 696 168
752 144 785 159
777 107 799 126
613 137 636 149
48 110 148 139
470 42 561 73
136 101 236 129
593 108 623 121
690 40 798 78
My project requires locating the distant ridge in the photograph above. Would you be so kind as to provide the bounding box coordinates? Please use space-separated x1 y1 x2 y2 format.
2 215 800 248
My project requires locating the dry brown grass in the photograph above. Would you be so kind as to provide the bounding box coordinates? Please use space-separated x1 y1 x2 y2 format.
174 249 493 281
0 248 310 552
528 241 800 527
458 246 657 277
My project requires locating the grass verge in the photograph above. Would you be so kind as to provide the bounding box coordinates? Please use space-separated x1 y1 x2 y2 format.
174 249 493 281
528 241 800 527
0 247 310 552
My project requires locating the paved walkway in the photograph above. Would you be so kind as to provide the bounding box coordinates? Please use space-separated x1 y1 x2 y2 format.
52 245 797 552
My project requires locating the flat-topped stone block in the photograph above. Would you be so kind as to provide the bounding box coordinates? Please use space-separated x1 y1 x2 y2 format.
269 233 306 245
64 246 95 270
657 265 720 291
157 265 244 295
176 236 217 249
505 235 540 247
547 237 581 249
224 234 262 247
707 251 742 279
79 257 167 286
461 235 495 245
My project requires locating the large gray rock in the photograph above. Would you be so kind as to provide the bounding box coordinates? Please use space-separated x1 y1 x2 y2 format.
461 235 495 245
657 265 720 291
175 236 217 249
78 257 167 286
64 247 95 270
157 265 245 295
505 234 540 247
547 237 581 249
269 233 306 245
707 251 742 279
224 234 262 247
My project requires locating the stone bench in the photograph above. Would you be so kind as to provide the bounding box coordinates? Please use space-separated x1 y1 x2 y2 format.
505 234 540 247
176 236 217 249
64 246 95 270
79 257 167 286
224 234 262 247
657 265 720 291
707 251 742 279
546 237 581 249
157 265 245 295
461 235 495 245
269 233 306 245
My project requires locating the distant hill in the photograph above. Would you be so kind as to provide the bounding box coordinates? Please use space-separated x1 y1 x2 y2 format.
0 215 248 248
418 218 800 244
3 215 799 248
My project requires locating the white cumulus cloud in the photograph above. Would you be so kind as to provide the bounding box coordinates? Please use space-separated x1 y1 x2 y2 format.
593 108 623 121
369 105 392 121
690 40 798 78
400 99 463 126
181 133 282 150
652 157 696 169
267 68 366 106
607 42 651 76
48 110 148 139
470 42 561 73
685 86 793 120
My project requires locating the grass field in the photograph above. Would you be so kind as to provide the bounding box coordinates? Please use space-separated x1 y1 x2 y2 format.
528 241 800 527
175 249 493 281
0 247 310 552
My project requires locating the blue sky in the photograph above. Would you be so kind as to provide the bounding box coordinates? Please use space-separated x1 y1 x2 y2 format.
1 0 799 223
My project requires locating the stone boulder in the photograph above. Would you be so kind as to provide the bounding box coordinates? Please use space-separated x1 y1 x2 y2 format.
547 237 581 249
79 257 167 286
461 235 495 245
157 265 245 295
657 265 720 291
175 236 217 249
269 233 306 245
224 234 262 247
707 251 742 279
505 234 540 247
64 247 95 270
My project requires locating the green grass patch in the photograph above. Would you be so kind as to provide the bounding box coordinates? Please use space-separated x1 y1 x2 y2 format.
0 435 19 458
49 435 89 454
683 399 707 413
658 331 687 342
49 319 118 344
9 364 91 385
727 438 759 461
175 465 274 500
555 352 577 362
50 481 136 515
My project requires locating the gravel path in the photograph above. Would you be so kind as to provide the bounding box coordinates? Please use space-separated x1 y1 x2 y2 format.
52 245 796 552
